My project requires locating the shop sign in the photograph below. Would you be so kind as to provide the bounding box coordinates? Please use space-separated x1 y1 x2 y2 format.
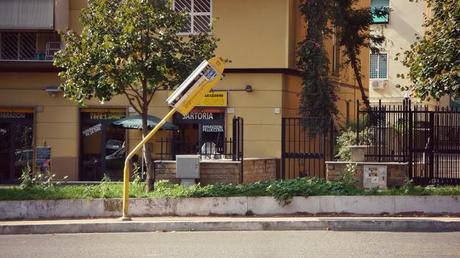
183 112 215 121
202 124 224 133
0 112 26 119
197 92 227 107
82 123 102 137
89 112 124 120
177 111 224 123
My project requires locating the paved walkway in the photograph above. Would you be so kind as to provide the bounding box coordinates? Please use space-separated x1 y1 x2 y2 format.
1 216 459 234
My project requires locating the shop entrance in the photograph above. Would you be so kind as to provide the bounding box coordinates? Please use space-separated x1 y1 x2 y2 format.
173 108 225 156
0 110 34 183
80 109 126 181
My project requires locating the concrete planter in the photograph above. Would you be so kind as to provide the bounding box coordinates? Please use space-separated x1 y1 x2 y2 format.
349 145 370 162
1 196 459 220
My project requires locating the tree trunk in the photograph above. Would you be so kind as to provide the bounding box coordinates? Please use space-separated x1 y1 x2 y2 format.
141 108 155 192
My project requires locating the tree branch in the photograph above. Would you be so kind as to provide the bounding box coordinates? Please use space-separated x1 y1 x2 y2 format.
123 90 142 114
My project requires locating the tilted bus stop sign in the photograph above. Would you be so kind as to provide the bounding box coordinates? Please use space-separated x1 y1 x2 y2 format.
121 57 225 220
167 57 225 116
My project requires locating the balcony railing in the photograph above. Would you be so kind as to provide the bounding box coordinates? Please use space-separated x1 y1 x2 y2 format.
0 32 61 62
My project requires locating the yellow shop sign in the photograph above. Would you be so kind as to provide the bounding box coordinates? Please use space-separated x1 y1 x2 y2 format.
198 91 228 107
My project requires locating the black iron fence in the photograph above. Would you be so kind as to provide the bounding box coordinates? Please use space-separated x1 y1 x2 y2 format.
358 99 460 185
281 118 336 180
155 116 244 162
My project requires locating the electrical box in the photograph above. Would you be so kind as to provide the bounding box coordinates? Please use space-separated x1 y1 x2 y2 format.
176 155 200 186
363 165 387 189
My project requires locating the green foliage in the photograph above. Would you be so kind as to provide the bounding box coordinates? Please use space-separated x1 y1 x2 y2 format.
55 0 218 108
1 179 459 203
336 128 373 161
19 164 68 190
341 163 358 187
398 0 460 100
297 1 387 130
297 1 337 135
54 0 218 191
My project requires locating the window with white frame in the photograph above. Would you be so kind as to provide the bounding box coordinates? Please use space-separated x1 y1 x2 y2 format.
174 0 212 34
370 53 388 79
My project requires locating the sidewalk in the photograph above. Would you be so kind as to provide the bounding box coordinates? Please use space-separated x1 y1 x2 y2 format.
1 216 460 234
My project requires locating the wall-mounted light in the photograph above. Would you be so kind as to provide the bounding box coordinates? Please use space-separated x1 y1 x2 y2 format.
227 84 254 93
45 86 62 97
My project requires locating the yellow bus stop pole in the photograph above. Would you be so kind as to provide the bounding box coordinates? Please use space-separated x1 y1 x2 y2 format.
121 107 177 221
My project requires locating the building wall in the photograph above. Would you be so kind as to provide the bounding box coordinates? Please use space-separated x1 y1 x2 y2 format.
369 0 424 105
0 0 370 181
213 0 290 68
283 0 369 127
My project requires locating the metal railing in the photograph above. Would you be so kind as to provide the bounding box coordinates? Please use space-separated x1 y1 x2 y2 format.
0 32 61 61
357 99 460 185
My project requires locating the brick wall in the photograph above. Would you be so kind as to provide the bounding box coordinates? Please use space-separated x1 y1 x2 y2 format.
326 162 409 188
154 158 279 185
242 159 278 184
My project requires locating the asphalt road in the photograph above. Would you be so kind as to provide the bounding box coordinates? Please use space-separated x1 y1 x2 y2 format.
1 231 459 258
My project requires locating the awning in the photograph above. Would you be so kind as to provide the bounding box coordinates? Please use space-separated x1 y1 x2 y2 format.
112 115 178 131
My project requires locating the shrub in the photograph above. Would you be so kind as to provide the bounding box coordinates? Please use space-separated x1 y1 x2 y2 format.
336 128 373 161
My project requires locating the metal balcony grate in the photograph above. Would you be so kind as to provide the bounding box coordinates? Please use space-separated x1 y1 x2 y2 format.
0 32 60 61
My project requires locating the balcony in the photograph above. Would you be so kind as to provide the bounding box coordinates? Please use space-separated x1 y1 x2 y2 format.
0 31 62 72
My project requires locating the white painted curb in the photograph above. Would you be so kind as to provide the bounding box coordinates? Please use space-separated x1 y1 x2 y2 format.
0 196 459 220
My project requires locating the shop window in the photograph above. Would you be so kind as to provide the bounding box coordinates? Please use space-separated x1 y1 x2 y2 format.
370 53 388 79
371 0 389 24
80 110 126 181
174 0 212 34
0 110 34 183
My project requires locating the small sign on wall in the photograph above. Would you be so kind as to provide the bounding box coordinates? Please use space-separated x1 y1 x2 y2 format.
363 165 387 189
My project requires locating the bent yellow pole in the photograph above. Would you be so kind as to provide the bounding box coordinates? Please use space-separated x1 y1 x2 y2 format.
121 107 177 220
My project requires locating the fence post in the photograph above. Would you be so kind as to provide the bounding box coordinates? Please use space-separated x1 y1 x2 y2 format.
281 118 286 180
429 112 435 180
356 100 360 144
232 116 237 161
240 117 244 184
408 98 413 179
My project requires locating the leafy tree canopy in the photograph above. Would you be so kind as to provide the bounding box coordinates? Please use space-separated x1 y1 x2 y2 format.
55 0 217 113
54 0 218 191
398 0 460 100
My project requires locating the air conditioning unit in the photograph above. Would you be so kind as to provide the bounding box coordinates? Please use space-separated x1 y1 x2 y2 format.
371 80 389 90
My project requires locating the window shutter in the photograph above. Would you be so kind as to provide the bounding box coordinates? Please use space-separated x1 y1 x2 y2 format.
0 0 54 30
371 0 389 24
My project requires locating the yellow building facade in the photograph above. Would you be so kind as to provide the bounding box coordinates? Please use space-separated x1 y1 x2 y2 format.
0 0 368 182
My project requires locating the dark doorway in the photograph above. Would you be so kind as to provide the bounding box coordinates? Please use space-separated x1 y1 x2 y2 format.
0 111 34 183
173 108 225 156
80 109 126 181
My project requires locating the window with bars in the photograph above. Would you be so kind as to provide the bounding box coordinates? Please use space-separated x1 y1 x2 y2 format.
0 32 60 61
174 0 212 34
0 32 36 60
370 53 388 79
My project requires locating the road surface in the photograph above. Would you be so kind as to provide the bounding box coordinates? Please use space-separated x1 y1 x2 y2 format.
1 231 459 258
